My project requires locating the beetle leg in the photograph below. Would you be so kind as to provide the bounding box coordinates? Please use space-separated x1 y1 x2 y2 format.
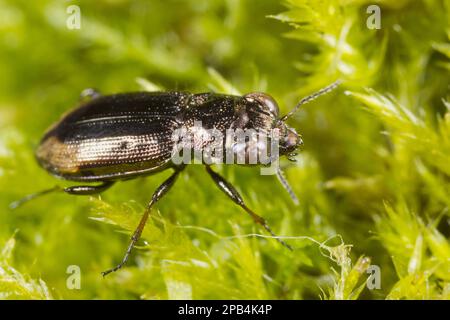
80 88 101 100
9 181 115 209
101 169 182 277
205 165 293 251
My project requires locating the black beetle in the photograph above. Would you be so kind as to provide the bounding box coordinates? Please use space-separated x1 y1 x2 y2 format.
11 81 340 276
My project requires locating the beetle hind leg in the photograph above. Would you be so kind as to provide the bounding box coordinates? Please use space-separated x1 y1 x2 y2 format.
101 169 182 277
63 181 115 195
205 165 293 251
9 181 115 209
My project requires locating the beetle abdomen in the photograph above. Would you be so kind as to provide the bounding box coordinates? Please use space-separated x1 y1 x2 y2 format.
36 92 189 181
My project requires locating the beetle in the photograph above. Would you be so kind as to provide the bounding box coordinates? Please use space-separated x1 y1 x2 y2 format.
11 81 340 276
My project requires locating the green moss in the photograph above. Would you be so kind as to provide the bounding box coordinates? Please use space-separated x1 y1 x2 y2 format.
0 0 448 299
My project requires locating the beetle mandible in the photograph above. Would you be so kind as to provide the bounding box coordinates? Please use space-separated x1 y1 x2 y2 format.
11 81 340 276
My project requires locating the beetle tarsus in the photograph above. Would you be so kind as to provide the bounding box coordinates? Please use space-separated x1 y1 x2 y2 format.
205 165 292 251
101 169 182 277
243 205 293 251
260 220 293 251
9 186 61 209
101 249 130 277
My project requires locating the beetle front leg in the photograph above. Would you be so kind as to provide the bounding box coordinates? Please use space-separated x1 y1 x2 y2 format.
205 165 292 251
101 169 182 277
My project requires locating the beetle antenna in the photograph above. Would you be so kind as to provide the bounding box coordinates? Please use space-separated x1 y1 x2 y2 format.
276 167 299 206
9 186 60 209
280 80 342 122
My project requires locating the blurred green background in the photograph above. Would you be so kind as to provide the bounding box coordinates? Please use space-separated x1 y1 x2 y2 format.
0 0 449 299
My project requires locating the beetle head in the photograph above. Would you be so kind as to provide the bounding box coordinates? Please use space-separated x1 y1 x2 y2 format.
244 80 341 161
243 92 302 160
243 81 341 205
275 122 303 159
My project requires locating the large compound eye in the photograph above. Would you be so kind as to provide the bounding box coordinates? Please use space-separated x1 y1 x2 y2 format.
244 92 279 117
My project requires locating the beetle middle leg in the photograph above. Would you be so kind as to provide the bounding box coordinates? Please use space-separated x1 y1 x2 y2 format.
205 165 293 251
101 168 183 277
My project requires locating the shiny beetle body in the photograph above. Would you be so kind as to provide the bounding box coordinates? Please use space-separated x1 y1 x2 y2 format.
14 82 340 276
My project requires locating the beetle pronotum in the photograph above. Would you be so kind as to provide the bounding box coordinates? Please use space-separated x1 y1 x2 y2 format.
11 81 340 276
